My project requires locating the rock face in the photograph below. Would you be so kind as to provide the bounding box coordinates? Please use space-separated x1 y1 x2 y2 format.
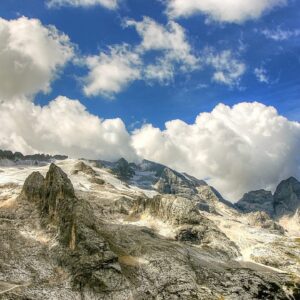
247 211 285 234
235 189 274 216
235 177 300 220
155 168 201 196
71 161 97 176
131 195 240 260
112 158 136 181
21 163 130 299
274 176 300 217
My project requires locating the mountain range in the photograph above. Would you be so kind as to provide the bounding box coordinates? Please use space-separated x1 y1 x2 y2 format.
0 150 299 299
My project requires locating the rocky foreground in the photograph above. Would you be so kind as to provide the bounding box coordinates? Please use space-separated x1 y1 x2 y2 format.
0 158 300 299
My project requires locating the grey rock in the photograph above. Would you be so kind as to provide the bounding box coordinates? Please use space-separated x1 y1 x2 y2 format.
155 168 200 196
112 158 136 181
131 195 241 260
71 161 97 176
235 189 274 216
20 163 130 298
274 176 300 217
247 211 285 234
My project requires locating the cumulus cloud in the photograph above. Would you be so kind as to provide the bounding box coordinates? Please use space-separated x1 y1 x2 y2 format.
132 102 300 201
0 96 138 162
260 27 300 41
1 97 300 201
47 0 119 9
126 17 199 81
0 16 74 101
83 18 199 96
83 45 142 98
204 49 246 86
165 0 287 23
126 17 198 66
254 67 269 83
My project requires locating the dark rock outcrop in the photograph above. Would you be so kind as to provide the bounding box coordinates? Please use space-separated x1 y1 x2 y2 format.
0 149 67 165
112 158 136 181
155 167 201 196
274 176 300 217
235 189 274 216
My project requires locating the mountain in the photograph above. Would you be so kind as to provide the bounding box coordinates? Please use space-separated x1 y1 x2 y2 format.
235 189 274 216
274 176 300 217
0 153 300 299
235 177 300 220
0 149 67 167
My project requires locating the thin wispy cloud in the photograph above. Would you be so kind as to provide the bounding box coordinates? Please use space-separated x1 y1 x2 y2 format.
254 67 270 84
47 0 119 9
260 27 300 41
165 0 287 23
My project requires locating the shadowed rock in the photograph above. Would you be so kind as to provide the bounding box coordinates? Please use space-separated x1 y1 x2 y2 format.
155 168 200 196
131 195 240 260
235 189 274 216
112 158 135 181
274 176 300 217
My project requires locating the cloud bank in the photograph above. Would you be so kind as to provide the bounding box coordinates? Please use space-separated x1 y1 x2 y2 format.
132 102 300 200
166 0 287 23
1 97 299 201
0 96 137 162
0 16 74 101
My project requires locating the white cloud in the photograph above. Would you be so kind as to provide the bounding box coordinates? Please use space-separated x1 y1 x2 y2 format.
83 45 142 98
132 102 300 201
260 27 300 41
204 49 246 86
83 18 199 96
166 0 287 23
0 96 138 162
2 97 300 201
47 0 119 9
0 16 74 101
144 58 175 84
254 67 269 83
126 17 199 75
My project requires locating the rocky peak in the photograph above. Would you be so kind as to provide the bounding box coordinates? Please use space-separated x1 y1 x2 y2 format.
71 161 96 176
21 171 45 203
155 167 199 196
20 163 129 295
274 176 300 217
112 157 135 180
235 189 274 217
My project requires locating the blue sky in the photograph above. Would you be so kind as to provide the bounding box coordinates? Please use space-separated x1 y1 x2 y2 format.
1 0 300 129
1 0 300 199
